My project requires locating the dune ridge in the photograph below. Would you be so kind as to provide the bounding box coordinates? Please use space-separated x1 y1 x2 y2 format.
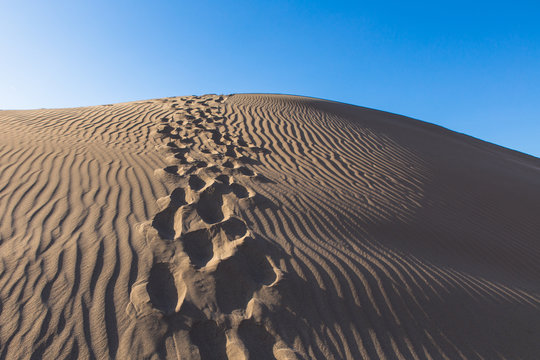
0 94 539 359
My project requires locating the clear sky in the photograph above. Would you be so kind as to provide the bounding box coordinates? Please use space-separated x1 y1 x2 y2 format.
1 1 539 157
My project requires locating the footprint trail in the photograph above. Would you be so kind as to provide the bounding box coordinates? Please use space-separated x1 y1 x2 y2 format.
126 95 301 359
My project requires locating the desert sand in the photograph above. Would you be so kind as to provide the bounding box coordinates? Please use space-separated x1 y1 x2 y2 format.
0 94 538 359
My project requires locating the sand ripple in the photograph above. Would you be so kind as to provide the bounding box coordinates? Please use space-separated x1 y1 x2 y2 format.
0 94 539 359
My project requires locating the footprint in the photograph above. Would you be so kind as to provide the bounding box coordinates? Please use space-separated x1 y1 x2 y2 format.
238 320 275 360
152 188 186 240
152 209 176 240
190 320 227 360
214 240 277 313
215 174 230 184
155 166 182 183
214 256 255 313
205 165 222 174
197 184 225 224
233 166 255 177
213 217 247 241
180 229 213 268
147 263 178 315
230 183 249 198
156 124 172 133
241 239 278 285
188 174 206 191
163 166 178 174
169 187 186 205
173 152 188 164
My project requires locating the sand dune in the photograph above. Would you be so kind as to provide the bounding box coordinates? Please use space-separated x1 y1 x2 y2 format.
0 94 538 359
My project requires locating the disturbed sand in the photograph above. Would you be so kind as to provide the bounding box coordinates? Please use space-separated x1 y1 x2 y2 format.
0 94 539 359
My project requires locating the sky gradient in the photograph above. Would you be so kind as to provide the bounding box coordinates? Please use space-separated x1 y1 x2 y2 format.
1 0 539 156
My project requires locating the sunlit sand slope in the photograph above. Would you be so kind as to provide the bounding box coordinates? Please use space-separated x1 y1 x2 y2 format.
0 94 538 359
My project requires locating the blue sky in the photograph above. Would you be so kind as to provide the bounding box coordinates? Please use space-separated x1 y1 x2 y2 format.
1 1 539 157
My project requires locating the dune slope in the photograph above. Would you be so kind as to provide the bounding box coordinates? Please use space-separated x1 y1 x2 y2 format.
0 94 539 359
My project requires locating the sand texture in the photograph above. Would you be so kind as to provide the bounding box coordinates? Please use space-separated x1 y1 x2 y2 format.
0 94 539 359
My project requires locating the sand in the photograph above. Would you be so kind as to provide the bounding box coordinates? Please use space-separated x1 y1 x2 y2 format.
0 94 538 359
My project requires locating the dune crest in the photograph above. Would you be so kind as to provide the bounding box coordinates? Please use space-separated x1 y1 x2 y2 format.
0 94 539 359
